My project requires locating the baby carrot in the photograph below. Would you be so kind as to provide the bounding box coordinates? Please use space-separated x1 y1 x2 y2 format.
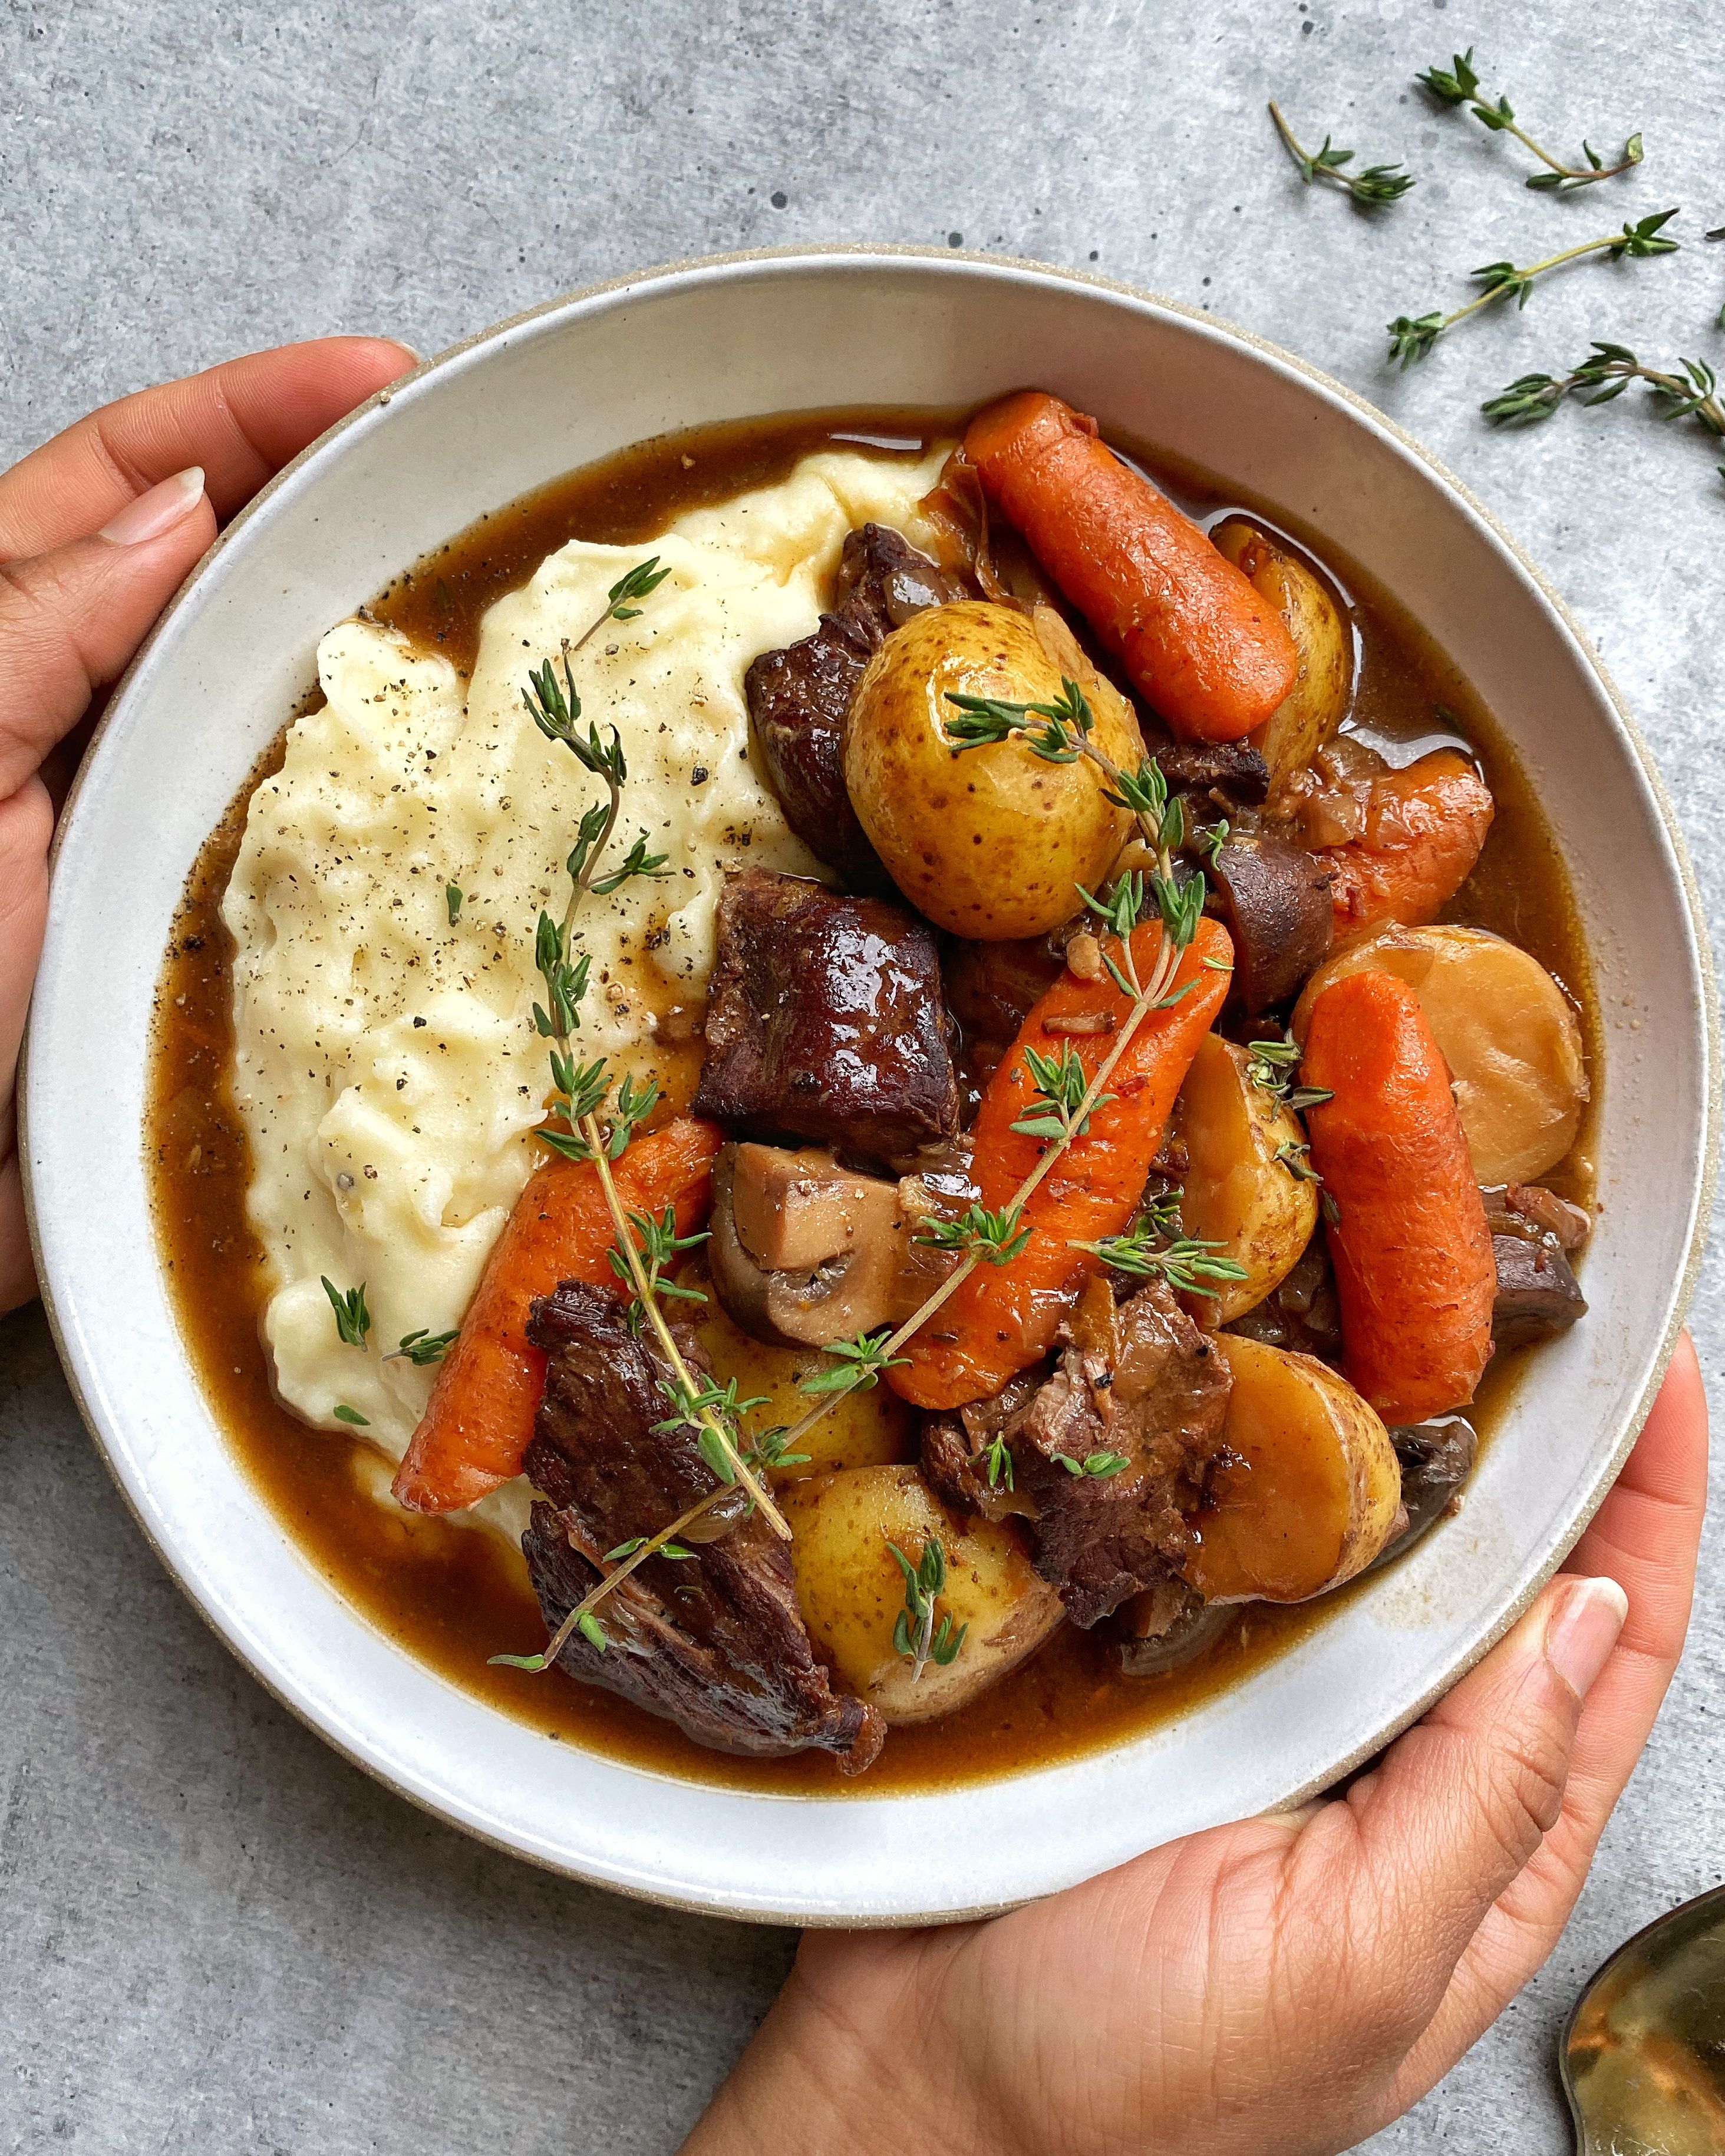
892 916 1233 1410
1302 972 1495 1422
964 391 1298 743
392 1117 721 1513
1326 750 1495 942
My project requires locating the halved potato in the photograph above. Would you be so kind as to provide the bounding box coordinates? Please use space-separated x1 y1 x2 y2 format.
1213 521 1351 800
780 1464 1064 1723
1172 1033 1319 1323
843 599 1144 939
1183 1335 1401 1603
1291 923 1588 1185
687 1262 912 1480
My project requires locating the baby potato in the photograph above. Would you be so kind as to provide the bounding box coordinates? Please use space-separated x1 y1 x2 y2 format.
844 599 1143 938
688 1264 912 1480
1213 521 1351 800
1172 1034 1318 1323
780 1464 1064 1724
1183 1335 1402 1603
1291 923 1588 1185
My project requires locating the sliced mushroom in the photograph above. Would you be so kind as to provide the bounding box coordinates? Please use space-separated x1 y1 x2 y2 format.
1209 836 1334 1016
708 1143 958 1351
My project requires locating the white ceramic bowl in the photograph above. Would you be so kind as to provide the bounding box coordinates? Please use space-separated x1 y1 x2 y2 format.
24 249 1717 1924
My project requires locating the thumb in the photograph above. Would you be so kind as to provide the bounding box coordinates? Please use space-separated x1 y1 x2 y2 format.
1287 1574 1627 2061
0 465 216 797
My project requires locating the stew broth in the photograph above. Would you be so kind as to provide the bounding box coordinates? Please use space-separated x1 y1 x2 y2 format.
146 408 1598 1795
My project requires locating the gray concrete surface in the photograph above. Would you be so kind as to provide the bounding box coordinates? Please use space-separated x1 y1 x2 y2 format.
2 0 1721 2147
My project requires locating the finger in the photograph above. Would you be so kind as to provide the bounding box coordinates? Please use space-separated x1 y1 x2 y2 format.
1279 1570 1624 2070
1382 1339 1708 2107
0 336 416 558
0 469 216 797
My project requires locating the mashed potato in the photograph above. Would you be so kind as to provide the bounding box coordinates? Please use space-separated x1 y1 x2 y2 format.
225 448 947 1531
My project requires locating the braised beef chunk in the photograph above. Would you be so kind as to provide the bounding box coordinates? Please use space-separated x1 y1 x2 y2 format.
1482 1187 1588 1349
746 524 970 886
692 868 960 1166
1208 836 1335 1015
519 1279 883 1770
922 1277 1232 1628
1152 739 1271 808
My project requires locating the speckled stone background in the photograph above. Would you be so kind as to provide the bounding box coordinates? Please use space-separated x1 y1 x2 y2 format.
1 1 1719 2148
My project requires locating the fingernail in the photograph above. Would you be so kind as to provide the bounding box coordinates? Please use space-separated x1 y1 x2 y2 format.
100 467 206 546
1545 1576 1629 1701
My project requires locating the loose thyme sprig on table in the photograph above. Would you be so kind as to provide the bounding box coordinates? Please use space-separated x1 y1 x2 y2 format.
1267 101 1415 209
1418 47 1643 192
1387 210 1681 367
1483 343 1725 481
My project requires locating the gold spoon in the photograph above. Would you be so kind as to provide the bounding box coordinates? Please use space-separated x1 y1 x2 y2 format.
1561 1884 1725 2154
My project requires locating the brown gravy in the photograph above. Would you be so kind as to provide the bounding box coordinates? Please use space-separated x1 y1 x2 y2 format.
146 408 1598 1796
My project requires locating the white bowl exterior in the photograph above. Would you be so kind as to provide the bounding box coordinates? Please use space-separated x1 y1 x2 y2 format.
25 252 1714 1923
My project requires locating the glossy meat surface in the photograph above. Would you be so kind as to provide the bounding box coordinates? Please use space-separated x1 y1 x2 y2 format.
744 523 968 886
692 867 960 1167
520 1278 883 1768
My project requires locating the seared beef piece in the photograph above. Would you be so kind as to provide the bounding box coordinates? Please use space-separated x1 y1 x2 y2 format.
1153 739 1271 808
1208 836 1335 1015
692 868 960 1167
746 524 971 886
520 1278 883 1771
1225 1240 1343 1366
922 1278 1232 1628
1481 1186 1588 1350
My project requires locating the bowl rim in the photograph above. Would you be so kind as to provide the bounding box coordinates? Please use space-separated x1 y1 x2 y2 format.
22 242 1720 1921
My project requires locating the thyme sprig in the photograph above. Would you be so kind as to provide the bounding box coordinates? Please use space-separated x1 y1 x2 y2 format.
1054 1449 1132 1478
1276 1139 1342 1228
1387 209 1681 367
1075 1227 1249 1300
889 1540 968 1683
1012 1041 1114 1144
608 1203 709 1333
321 1277 371 1348
390 1327 459 1366
1418 47 1643 191
1245 1031 1334 1114
1483 343 1725 481
1268 101 1415 207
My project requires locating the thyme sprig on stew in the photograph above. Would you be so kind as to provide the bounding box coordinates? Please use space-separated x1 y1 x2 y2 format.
1245 1030 1334 1114
321 1277 371 1348
490 564 792 1678
889 1540 968 1682
1417 47 1643 191
1076 1226 1249 1300
1268 101 1416 207
1483 343 1725 480
390 1326 459 1366
1387 209 1681 367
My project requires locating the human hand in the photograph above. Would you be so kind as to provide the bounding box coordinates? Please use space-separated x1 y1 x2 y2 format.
689 1335 1708 2156
0 336 416 1313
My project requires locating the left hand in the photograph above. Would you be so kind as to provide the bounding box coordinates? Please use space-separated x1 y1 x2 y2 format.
0 336 417 1312
686 1336 1708 2156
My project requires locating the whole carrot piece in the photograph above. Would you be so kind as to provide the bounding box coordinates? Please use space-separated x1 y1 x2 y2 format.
393 1117 721 1513
1302 972 1495 1422
892 917 1233 1411
1326 750 1495 942
964 391 1298 743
